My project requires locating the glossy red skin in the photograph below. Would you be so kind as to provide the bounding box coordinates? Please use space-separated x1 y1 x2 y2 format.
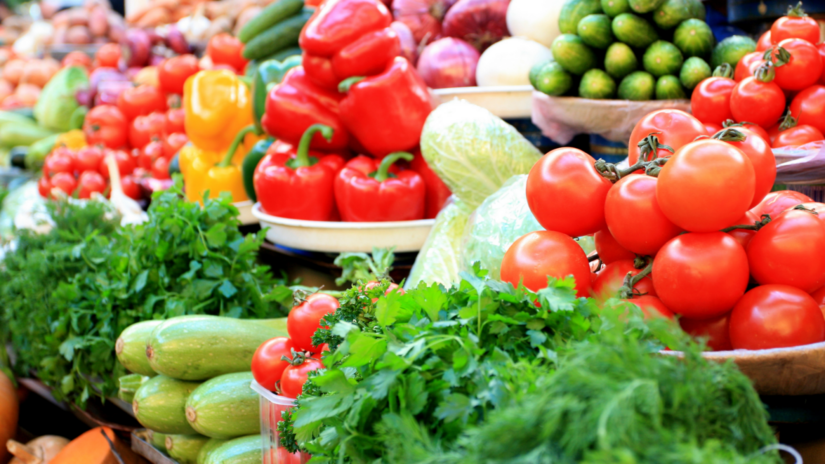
281 358 324 398
737 123 771 143
690 78 736 126
45 148 75 177
288 293 340 352
797 202 825 229
117 85 167 121
139 141 163 169
628 110 706 164
251 337 295 391
747 209 825 292
756 30 773 52
299 0 393 57
651 232 750 319
152 156 171 180
334 155 426 221
718 126 776 207
84 105 129 149
165 108 186 135
74 146 104 174
679 312 733 351
95 43 121 68
50 172 77 196
730 77 786 128
98 149 136 179
750 190 812 219
129 112 166 150
501 230 592 297
703 122 722 135
725 211 759 249
207 33 248 72
605 174 683 255
158 55 199 95
770 39 823 91
730 285 825 350
37 175 51 198
77 171 106 199
626 295 674 320
332 28 400 80
303 54 342 91
410 150 451 219
590 259 656 300
772 124 824 148
812 285 825 305
163 132 188 159
819 43 825 85
790 86 825 135
594 229 635 264
121 174 142 200
734 52 764 82
62 51 92 69
771 15 821 45
656 140 755 232
526 148 612 237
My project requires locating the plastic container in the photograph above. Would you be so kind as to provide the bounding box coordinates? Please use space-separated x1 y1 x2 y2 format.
250 380 311 464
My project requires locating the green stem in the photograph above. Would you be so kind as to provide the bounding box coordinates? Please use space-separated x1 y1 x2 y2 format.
218 125 261 167
338 76 366 93
778 110 797 131
372 152 413 182
618 258 653 299
721 215 772 232
287 124 334 169
754 62 776 83
711 128 746 142
712 63 734 79
787 1 806 17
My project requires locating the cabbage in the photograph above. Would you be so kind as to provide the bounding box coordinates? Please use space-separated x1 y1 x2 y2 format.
34 66 89 132
406 198 472 289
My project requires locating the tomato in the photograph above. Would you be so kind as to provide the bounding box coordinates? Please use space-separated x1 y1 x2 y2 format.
281 357 324 399
730 285 825 350
594 228 635 264
121 174 142 200
287 293 340 352
139 140 164 170
590 259 655 300
790 86 825 135
747 209 825 292
725 211 760 248
95 43 122 68
730 75 786 128
98 149 136 180
129 112 167 149
49 172 77 196
628 109 707 164
734 51 765 82
749 190 812 218
117 84 167 121
84 105 129 149
275 447 304 464
703 122 722 135
656 140 755 232
165 108 186 135
731 122 771 143
679 312 733 351
770 39 823 91
207 33 248 73
626 295 673 320
501 230 592 297
44 148 75 177
772 124 824 148
716 126 776 207
158 55 200 95
62 51 91 69
77 171 106 199
651 232 750 319
525 148 612 236
797 202 825 229
163 132 188 159
771 10 821 45
756 30 773 52
37 175 51 198
690 77 736 126
74 146 104 174
819 43 825 85
812 285 825 306
152 156 171 180
251 337 295 391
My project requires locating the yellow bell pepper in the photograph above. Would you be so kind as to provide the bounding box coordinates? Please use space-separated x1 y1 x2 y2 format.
182 126 261 204
56 130 86 150
184 70 254 153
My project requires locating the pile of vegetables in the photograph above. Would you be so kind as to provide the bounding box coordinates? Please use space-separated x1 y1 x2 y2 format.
0 54 61 110
45 0 126 46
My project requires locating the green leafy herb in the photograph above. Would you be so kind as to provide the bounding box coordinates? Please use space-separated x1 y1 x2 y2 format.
333 247 395 286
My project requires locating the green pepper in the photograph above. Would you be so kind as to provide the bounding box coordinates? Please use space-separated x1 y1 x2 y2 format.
242 137 274 202
253 55 303 132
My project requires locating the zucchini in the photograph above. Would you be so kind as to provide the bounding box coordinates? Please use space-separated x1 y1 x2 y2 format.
118 373 151 403
238 0 304 43
0 123 55 148
24 133 59 170
147 315 288 381
197 438 229 464
204 435 262 464
0 110 37 127
147 430 168 451
242 11 313 61
117 320 162 376
185 372 260 439
133 375 201 434
166 434 211 464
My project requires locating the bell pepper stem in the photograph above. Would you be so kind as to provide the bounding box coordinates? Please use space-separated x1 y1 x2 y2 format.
218 125 262 168
373 152 414 182
291 124 334 169
339 76 366 93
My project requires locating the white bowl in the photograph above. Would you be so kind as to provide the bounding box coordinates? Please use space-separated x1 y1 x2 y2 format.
432 85 534 119
234 200 256 225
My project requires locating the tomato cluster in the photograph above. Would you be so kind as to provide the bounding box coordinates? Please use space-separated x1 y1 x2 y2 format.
505 108 825 352
38 145 141 200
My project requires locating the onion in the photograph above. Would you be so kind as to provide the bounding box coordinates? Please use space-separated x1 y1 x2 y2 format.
165 26 191 55
95 80 133 107
76 88 93 107
417 37 480 88
89 67 128 101
121 28 152 68
392 0 459 44
506 0 562 48
391 21 419 66
476 36 551 86
443 0 510 51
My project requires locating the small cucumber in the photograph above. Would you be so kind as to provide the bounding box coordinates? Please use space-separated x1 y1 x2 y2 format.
601 0 629 17
147 430 168 451
531 61 573 96
612 13 658 49
653 0 691 29
238 0 304 43
579 69 617 99
133 375 201 434
605 42 639 79
118 373 151 403
643 40 684 77
0 123 56 148
655 75 687 99
242 12 313 61
552 34 598 75
166 434 211 464
618 71 655 100
680 56 711 90
628 0 664 13
711 35 756 69
577 14 614 49
117 320 162 376
673 19 714 58
204 435 262 464
185 372 260 439
197 438 229 464
24 133 59 170
559 0 603 34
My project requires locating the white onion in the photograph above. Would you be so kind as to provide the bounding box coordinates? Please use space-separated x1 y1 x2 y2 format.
476 37 553 86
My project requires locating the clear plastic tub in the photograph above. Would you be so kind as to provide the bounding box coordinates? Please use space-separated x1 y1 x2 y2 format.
250 380 311 464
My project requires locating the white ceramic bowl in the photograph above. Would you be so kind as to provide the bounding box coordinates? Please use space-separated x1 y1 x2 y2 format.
432 85 534 119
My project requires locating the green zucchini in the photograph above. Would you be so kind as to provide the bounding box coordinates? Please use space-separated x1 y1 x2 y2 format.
197 438 229 464
0 123 56 148
24 133 59 170
0 110 37 127
133 375 201 434
185 372 260 439
147 430 168 451
118 373 151 403
238 0 304 43
147 315 288 381
242 11 313 61
117 320 162 376
166 434 211 464
204 435 262 464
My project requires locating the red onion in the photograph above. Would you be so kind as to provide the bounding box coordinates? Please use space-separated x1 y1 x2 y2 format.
417 37 479 88
121 28 152 68
392 0 459 44
443 0 510 51
391 21 420 66
76 89 93 107
89 67 128 101
149 54 166 67
95 80 133 107
165 26 191 55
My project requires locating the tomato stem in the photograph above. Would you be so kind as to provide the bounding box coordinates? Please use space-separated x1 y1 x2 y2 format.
721 215 772 232
787 1 807 17
281 348 311 366
778 110 797 131
618 258 653 299
711 128 747 142
712 64 734 79
754 62 777 82
793 204 819 215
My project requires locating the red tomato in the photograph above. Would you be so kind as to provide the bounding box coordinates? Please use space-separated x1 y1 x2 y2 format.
590 259 656 300
207 33 248 73
679 312 733 351
95 43 121 68
819 43 825 84
129 112 167 149
690 77 736 126
117 84 167 121
84 105 129 149
50 172 77 196
77 171 106 199
651 232 750 319
152 156 171 180
772 124 824 148
525 148 612 237
98 149 136 180
770 38 823 91
756 30 773 52
62 51 92 69
656 140 755 232
750 190 812 218
732 122 771 143
44 148 75 177
139 140 164 170
725 211 760 248
74 146 104 174
730 285 825 350
628 109 707 164
281 357 324 398
734 51 765 82
771 10 821 45
163 132 188 159
501 230 592 297
703 122 722 135
626 295 673 320
594 228 635 264
790 86 825 135
716 126 776 207
797 202 825 228
121 174 142 200
165 108 186 135
251 337 295 391
37 175 51 198
410 151 452 219
812 285 825 305
287 293 340 352
747 209 825 292
275 447 305 464
605 174 683 255
730 75 786 128
158 55 200 95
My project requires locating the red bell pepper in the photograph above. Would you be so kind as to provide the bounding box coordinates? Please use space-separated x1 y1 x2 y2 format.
339 57 433 157
334 152 425 222
262 67 350 150
299 0 392 57
303 54 341 91
331 28 401 80
410 150 451 219
254 124 346 221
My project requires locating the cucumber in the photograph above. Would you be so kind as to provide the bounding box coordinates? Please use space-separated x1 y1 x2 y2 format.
711 35 756 69
579 69 617 99
532 61 573 96
197 438 229 464
0 123 55 148
628 0 664 14
577 14 614 49
166 434 211 464
116 320 162 376
204 435 262 464
673 19 714 58
0 110 38 128
238 0 304 43
559 0 603 34
655 75 687 99
242 11 313 61
653 0 691 29
147 430 168 451
643 40 683 76
600 0 629 17
147 315 288 381
185 372 260 439
268 47 303 62
552 34 598 75
118 373 151 403
605 42 638 79
612 13 658 49
685 0 706 20
24 133 58 169
618 71 655 100
679 56 711 89
530 58 554 87
133 375 201 434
